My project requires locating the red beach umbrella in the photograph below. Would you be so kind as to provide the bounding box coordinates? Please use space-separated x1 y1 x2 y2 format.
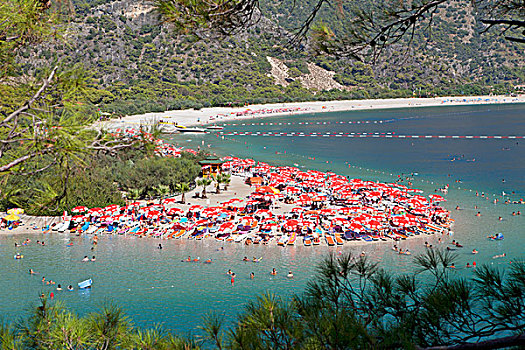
146 210 161 219
188 205 204 212
167 207 184 216
104 204 119 212
72 206 88 213
429 194 446 202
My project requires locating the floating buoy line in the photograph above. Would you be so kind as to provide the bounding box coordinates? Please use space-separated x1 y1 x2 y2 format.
217 131 525 139
213 135 521 202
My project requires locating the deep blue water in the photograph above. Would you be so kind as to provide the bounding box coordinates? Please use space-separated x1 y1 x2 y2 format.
1 103 523 335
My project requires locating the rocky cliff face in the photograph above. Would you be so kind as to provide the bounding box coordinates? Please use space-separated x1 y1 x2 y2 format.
267 56 350 91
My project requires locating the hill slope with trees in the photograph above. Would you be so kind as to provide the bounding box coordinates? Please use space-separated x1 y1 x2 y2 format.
15 0 525 116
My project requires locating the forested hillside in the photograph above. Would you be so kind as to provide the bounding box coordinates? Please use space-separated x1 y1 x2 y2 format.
16 0 524 116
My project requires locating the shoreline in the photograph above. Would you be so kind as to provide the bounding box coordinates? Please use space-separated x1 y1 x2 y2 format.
98 95 525 130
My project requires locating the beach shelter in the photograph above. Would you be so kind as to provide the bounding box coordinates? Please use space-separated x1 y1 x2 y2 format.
3 214 20 222
7 208 24 215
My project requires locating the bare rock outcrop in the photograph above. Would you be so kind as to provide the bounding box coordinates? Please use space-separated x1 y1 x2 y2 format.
266 56 350 91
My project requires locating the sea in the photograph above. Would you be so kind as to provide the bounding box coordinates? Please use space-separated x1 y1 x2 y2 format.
0 103 523 335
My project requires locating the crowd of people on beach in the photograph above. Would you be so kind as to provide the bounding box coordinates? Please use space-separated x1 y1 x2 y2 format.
44 151 455 248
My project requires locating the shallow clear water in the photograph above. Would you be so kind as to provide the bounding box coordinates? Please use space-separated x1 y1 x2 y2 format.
1 103 523 334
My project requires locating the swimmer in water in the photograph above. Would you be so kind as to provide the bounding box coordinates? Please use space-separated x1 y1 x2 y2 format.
204 258 212 263
493 253 506 259
250 272 254 279
91 256 96 262
243 256 249 262
82 256 89 262
287 271 294 278
449 264 456 269
29 269 36 274
67 285 74 291
270 268 277 275
158 244 163 249
56 284 62 291
472 249 478 254
227 269 232 275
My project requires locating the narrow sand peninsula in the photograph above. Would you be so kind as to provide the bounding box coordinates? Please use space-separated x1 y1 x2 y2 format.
98 95 525 130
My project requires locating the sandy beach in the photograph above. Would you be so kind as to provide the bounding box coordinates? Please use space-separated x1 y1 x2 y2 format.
97 95 525 130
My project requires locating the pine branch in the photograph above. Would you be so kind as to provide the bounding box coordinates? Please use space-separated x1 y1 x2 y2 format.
1 66 58 125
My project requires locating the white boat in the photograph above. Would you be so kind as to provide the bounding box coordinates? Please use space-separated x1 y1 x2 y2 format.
56 221 70 233
85 225 98 234
160 125 178 134
234 233 249 243
277 235 289 246
78 278 92 289
206 125 224 130
177 127 206 133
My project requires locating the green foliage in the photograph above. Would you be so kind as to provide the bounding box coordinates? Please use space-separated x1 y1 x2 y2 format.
0 0 58 77
226 249 525 349
114 156 200 199
15 298 199 349
12 0 521 118
196 177 212 198
175 182 190 203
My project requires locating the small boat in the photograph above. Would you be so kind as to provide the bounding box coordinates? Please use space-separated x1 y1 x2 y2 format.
173 230 186 239
426 223 445 233
177 127 206 133
287 232 297 245
325 235 335 246
78 279 92 289
303 236 312 246
277 235 288 246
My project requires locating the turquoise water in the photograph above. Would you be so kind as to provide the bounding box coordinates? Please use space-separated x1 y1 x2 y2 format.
1 104 523 334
